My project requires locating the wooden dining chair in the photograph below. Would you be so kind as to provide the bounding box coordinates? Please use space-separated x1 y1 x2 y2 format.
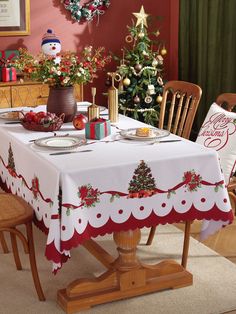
146 80 202 267
215 93 236 213
0 193 45 301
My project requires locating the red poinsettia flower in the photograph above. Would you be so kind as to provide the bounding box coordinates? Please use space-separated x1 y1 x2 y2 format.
78 184 100 207
184 171 193 184
79 185 89 199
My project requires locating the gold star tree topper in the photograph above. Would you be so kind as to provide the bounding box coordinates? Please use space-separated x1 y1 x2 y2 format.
132 5 149 28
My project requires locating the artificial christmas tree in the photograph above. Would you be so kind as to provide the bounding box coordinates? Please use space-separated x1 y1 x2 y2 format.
113 6 167 125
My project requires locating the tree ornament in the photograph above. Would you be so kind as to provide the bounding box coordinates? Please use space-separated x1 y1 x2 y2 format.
147 84 155 95
142 50 149 56
156 95 163 103
125 35 133 43
123 77 131 86
61 0 111 23
144 95 152 104
138 31 145 39
132 5 149 28
160 46 167 56
152 59 158 67
133 95 140 103
156 54 164 65
157 76 164 86
134 64 142 72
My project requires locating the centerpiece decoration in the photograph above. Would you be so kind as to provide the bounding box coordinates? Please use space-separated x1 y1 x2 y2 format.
14 46 111 122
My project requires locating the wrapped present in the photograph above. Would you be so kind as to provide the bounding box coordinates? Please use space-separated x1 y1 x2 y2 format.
85 118 111 140
0 50 19 81
1 67 17 82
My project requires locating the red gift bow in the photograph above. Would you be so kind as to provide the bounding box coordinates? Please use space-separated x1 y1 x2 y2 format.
0 50 17 67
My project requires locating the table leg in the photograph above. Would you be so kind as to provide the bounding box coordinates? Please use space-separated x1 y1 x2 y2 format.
57 228 193 314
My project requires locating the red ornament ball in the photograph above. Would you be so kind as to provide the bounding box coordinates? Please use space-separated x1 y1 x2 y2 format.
73 113 88 130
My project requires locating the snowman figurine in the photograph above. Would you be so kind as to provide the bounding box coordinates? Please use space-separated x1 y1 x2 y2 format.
41 29 61 64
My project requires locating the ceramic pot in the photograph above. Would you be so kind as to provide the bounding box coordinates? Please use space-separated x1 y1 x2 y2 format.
47 86 77 122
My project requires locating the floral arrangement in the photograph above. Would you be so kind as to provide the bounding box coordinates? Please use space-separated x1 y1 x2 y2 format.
14 46 111 87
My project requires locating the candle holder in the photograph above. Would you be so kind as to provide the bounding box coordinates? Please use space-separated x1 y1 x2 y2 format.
107 72 120 123
87 87 100 121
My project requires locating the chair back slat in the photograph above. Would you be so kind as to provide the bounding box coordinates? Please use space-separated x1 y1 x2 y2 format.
159 80 202 139
173 93 184 134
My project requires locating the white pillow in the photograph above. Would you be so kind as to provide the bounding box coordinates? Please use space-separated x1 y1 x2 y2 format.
196 102 236 185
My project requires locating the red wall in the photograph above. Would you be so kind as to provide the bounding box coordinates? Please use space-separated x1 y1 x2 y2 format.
0 0 179 105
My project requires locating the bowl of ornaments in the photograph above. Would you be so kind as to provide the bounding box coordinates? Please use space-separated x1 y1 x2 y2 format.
21 111 65 132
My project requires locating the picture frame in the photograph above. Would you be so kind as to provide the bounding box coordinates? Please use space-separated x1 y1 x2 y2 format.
0 0 30 36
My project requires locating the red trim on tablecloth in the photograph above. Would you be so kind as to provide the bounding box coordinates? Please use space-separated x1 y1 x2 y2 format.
33 215 49 235
60 204 233 252
37 203 232 272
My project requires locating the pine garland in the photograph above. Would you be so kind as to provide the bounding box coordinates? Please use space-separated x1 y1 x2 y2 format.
62 0 111 22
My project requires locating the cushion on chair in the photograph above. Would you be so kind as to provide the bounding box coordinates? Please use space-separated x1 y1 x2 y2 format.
196 102 236 185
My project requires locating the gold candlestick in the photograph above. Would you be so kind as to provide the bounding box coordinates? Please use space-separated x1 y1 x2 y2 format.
107 72 119 123
88 87 100 121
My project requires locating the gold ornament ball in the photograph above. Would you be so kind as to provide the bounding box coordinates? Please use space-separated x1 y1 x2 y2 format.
123 77 131 86
156 95 163 103
160 47 167 56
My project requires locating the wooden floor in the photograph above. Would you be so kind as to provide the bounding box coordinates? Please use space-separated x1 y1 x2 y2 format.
175 219 236 314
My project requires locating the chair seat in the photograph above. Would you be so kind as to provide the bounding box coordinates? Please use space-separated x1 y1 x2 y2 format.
0 193 45 301
0 194 33 228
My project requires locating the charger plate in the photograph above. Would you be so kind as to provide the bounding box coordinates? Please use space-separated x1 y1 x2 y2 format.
34 136 85 150
0 111 25 121
120 128 170 141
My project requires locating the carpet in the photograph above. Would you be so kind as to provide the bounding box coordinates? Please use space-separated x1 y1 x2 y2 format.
1 224 236 314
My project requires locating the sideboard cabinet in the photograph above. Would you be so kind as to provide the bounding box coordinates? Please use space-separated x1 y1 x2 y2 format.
0 81 83 108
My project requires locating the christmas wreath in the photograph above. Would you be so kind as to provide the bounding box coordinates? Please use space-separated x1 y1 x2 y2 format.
62 0 111 22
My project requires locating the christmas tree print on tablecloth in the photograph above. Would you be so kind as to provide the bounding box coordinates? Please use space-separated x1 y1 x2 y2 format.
7 143 17 177
128 160 156 198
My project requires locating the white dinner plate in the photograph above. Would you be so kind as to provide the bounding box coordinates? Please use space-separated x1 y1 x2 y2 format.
120 128 170 141
34 136 86 150
0 110 25 121
77 102 106 113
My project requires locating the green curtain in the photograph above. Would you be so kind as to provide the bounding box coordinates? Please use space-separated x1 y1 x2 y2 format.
179 0 236 137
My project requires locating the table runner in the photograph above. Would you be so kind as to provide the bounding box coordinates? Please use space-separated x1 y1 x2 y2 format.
0 105 233 272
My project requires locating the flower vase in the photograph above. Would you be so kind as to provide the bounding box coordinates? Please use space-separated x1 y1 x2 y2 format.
47 86 77 122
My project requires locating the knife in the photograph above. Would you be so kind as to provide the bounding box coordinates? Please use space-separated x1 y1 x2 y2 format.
4 121 21 124
158 139 182 143
149 139 182 145
49 149 93 155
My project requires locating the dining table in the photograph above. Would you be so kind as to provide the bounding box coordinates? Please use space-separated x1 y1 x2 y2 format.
0 104 233 313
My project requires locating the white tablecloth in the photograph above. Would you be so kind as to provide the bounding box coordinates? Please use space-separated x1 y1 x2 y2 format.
0 105 233 271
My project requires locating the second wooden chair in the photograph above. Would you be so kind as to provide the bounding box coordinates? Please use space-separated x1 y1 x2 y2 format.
146 80 202 268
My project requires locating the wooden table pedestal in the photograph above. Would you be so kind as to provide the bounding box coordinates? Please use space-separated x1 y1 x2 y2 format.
57 228 193 313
